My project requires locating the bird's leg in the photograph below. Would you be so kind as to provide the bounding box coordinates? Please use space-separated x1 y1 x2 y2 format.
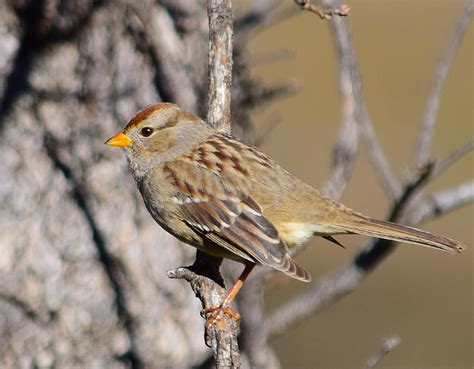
202 263 255 328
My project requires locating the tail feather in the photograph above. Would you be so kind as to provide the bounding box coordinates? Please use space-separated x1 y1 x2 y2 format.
276 255 312 282
337 215 464 254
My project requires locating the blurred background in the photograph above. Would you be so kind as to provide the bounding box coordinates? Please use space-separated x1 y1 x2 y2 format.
0 1 472 369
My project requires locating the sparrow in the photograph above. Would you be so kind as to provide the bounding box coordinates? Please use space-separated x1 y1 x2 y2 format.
106 102 463 326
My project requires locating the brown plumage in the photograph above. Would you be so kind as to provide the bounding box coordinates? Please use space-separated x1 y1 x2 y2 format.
105 102 464 326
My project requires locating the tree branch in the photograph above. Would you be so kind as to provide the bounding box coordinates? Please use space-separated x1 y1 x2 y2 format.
320 0 402 199
321 12 359 199
167 252 241 368
207 0 234 132
415 0 473 164
128 0 198 111
407 180 474 225
295 0 350 20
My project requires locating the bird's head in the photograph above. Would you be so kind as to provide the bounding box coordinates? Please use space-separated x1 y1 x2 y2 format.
105 102 210 178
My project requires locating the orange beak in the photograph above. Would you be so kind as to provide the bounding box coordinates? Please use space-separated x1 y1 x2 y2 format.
105 132 133 147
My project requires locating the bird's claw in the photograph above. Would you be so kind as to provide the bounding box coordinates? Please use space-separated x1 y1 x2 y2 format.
201 306 241 328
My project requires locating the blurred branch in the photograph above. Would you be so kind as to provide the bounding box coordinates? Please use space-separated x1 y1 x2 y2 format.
321 12 359 199
0 292 54 326
363 335 401 369
319 0 401 199
128 0 197 111
235 0 280 35
207 0 234 131
235 0 296 41
295 0 350 20
432 138 474 178
415 0 473 164
407 180 474 225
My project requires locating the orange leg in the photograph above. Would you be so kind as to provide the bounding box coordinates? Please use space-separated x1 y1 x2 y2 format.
202 263 255 328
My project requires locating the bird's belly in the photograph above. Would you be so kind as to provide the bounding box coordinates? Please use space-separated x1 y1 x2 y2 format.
279 222 340 247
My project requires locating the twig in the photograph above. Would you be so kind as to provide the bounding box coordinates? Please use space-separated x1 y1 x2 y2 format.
235 0 280 35
402 138 473 224
407 180 474 225
432 138 474 178
321 14 359 199
235 0 297 41
207 0 234 132
363 335 401 369
295 0 350 20
415 0 474 164
322 0 401 199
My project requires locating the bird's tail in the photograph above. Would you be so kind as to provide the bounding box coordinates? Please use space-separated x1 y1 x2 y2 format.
335 214 464 254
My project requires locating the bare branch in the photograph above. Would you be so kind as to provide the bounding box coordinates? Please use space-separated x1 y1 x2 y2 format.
432 138 474 178
407 180 474 225
321 0 401 199
265 263 364 336
167 252 241 369
415 0 474 164
322 107 358 200
235 0 280 35
295 0 350 20
358 105 402 199
363 335 401 369
207 0 234 132
235 1 297 41
128 0 198 111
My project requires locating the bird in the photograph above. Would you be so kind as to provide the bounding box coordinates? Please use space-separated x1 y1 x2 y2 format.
105 102 464 326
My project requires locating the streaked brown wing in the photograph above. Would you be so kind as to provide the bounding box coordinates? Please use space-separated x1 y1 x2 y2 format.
177 191 286 264
176 192 310 281
164 136 311 282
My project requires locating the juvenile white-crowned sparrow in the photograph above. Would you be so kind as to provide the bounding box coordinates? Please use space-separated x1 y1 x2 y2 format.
106 103 463 325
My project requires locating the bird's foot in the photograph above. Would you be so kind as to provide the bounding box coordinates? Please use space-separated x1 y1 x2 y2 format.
201 305 241 328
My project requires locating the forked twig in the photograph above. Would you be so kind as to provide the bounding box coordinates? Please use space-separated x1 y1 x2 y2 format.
295 0 350 20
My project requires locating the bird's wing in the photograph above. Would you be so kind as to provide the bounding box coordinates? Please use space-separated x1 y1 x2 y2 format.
163 137 310 281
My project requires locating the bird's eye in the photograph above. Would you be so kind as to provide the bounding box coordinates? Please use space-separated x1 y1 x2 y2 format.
140 127 154 137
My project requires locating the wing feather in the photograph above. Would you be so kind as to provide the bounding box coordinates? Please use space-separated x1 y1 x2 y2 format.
165 134 311 282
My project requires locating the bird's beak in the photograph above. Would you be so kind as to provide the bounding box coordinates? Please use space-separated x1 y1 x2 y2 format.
105 132 133 147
